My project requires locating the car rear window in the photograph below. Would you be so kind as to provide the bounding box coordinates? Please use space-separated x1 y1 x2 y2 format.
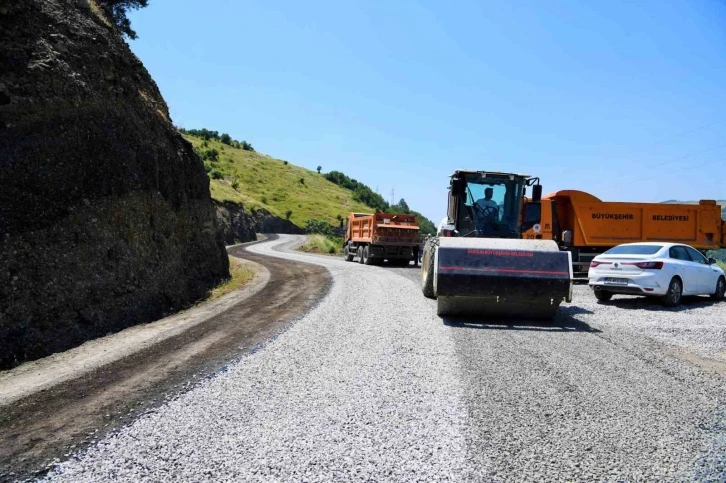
603 245 662 255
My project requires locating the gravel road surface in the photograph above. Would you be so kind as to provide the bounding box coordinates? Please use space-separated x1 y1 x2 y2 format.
41 235 726 482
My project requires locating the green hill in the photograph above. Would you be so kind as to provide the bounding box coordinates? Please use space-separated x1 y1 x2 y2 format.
180 130 436 234
183 134 374 228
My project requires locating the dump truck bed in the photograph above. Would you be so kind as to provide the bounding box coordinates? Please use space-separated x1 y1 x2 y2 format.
546 191 725 250
347 212 420 246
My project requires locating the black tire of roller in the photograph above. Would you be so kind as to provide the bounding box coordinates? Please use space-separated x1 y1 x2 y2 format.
421 238 437 299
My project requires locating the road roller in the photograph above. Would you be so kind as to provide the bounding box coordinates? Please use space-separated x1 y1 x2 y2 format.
421 170 573 319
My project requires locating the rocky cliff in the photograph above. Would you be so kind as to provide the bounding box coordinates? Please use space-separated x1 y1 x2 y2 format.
215 202 303 245
0 0 229 369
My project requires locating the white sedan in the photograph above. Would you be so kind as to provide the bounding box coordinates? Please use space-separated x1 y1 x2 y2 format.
588 242 725 306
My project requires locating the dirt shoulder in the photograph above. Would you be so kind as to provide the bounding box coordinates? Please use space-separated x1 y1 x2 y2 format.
0 235 330 481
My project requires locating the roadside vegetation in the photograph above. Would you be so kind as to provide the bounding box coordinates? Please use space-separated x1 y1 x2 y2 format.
205 256 255 300
297 235 343 256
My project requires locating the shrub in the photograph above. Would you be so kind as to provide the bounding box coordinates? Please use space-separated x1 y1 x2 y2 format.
231 179 240 191
210 169 224 180
317 166 322 174
241 141 254 151
261 196 268 204
283 160 289 165
300 177 305 185
220 133 232 145
285 210 293 220
202 148 219 161
304 219 336 237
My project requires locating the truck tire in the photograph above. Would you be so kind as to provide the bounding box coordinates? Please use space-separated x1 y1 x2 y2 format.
344 244 354 262
421 239 437 299
363 246 373 265
357 246 364 264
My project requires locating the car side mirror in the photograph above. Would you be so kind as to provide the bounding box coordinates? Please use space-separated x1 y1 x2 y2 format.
708 257 717 265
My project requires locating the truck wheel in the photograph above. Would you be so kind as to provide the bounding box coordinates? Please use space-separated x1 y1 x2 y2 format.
363 246 373 265
711 276 725 301
357 246 364 264
662 277 682 307
344 244 354 262
421 240 436 298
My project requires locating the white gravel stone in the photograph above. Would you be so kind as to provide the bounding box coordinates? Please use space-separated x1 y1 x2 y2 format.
43 236 473 482
41 236 726 482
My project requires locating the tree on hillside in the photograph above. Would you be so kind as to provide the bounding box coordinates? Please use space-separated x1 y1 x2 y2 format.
317 166 322 174
98 0 150 40
241 141 254 151
396 198 410 213
220 133 232 145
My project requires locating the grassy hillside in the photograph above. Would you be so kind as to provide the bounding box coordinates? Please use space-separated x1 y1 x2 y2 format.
182 134 374 227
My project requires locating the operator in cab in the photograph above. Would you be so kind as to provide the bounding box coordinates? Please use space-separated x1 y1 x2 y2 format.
473 187 500 235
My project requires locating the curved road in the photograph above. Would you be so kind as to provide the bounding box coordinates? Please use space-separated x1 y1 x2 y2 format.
20 235 726 481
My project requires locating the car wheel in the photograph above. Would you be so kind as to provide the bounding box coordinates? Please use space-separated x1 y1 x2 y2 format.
711 276 726 301
594 287 613 302
662 277 682 307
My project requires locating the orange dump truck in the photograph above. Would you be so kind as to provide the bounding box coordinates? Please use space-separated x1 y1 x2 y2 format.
343 212 422 266
521 190 726 277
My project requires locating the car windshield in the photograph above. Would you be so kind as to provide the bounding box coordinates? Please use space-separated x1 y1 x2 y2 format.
603 244 663 255
459 174 523 237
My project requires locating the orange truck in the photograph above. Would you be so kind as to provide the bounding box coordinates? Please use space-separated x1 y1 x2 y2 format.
521 190 726 277
343 212 422 266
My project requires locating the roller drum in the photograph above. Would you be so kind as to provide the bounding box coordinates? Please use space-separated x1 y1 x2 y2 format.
433 238 573 319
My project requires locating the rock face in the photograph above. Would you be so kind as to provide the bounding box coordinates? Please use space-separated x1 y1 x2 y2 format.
215 202 303 245
0 0 229 369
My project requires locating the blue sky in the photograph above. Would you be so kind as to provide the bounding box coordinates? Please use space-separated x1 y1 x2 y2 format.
127 0 726 224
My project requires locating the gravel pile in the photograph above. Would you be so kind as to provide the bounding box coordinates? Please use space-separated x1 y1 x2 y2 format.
41 236 726 481
43 236 474 482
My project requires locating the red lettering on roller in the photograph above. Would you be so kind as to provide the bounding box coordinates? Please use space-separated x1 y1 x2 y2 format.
466 249 535 257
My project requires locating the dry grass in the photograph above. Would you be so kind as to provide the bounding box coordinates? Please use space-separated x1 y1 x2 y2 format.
206 256 255 300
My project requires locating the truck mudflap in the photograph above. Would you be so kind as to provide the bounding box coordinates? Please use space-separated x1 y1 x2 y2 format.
433 238 573 319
